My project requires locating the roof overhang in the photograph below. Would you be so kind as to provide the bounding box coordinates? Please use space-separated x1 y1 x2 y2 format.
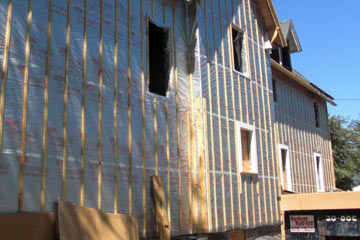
255 0 287 48
281 192 360 212
271 59 336 106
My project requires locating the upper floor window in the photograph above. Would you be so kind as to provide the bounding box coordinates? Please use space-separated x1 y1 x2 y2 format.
314 153 324 192
271 43 292 71
313 102 320 128
148 21 170 97
232 25 248 74
236 121 258 174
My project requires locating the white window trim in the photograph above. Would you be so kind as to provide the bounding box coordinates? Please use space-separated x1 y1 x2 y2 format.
278 144 292 191
235 121 258 174
314 153 325 192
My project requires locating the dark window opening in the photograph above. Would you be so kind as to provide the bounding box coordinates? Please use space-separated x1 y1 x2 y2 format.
313 102 320 128
149 22 170 97
272 78 277 102
232 27 245 72
281 45 292 71
270 45 292 71
270 48 280 63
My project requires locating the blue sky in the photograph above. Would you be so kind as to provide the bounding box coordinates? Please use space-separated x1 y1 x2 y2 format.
272 0 360 120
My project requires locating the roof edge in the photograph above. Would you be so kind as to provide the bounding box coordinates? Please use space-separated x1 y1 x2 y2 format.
256 0 287 48
271 59 336 106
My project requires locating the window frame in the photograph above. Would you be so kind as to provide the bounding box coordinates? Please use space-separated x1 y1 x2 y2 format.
314 153 325 192
278 144 292 191
146 17 172 97
235 121 258 174
230 23 249 77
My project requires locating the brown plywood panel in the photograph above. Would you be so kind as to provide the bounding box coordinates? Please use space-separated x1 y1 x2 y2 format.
0 213 55 240
58 201 139 240
152 176 170 240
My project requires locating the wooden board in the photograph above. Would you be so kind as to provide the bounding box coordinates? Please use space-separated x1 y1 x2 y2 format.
58 201 139 240
152 176 170 240
0 213 55 240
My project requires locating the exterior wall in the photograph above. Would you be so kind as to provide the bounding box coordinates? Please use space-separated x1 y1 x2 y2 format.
272 67 335 193
197 0 281 233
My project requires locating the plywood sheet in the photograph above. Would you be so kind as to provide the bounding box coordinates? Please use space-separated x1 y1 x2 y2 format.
152 176 170 240
58 201 139 240
0 213 55 240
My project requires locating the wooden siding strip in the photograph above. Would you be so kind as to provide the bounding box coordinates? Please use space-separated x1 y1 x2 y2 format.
61 0 71 202
97 0 104 210
211 0 227 230
80 0 88 208
0 0 13 159
203 0 217 231
218 0 235 229
171 0 182 234
165 101 171 233
255 17 270 224
41 0 53 213
140 0 146 233
19 0 34 212
247 0 260 226
127 0 133 216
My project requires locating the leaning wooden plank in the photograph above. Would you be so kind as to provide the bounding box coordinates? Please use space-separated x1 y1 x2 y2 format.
0 213 55 240
58 201 139 240
152 176 170 240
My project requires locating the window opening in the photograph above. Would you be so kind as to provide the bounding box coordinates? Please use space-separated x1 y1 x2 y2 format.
232 26 246 73
272 79 277 102
148 21 170 96
313 102 320 128
314 153 324 192
236 121 258 174
279 145 292 191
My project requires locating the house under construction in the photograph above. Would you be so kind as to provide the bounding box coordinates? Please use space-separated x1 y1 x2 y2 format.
0 0 359 239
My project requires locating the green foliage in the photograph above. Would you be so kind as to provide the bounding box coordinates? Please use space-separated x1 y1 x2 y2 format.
329 115 360 190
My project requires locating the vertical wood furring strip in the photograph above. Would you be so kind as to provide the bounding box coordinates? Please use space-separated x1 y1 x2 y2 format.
113 0 119 213
186 111 192 233
97 0 104 210
171 0 182 234
218 0 234 229
241 0 250 226
154 98 158 176
225 0 242 229
0 0 13 158
80 0 88 208
140 0 146 235
211 0 227 229
127 0 133 216
61 0 72 202
19 0 34 212
255 17 269 224
203 0 217 231
165 101 171 234
162 0 166 24
185 4 197 233
202 98 212 231
261 35 278 223
152 0 155 19
41 0 53 213
246 0 259 226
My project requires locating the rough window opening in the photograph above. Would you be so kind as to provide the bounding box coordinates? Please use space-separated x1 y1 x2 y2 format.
314 153 324 192
149 21 170 97
279 145 292 191
272 78 277 102
232 26 246 73
270 45 292 71
313 102 320 128
236 121 258 174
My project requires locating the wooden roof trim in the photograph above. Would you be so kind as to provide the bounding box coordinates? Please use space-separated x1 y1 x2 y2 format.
271 59 336 106
256 0 287 48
